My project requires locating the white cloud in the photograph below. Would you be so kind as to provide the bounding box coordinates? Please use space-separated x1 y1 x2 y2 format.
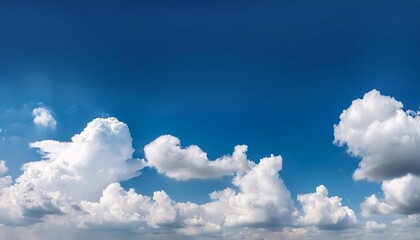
144 135 253 180
146 191 178 227
32 107 57 129
0 117 145 226
1 162 59 226
202 154 298 227
381 174 420 214
176 216 221 236
78 182 151 229
364 221 386 232
337 90 420 223
334 89 420 181
25 117 145 202
360 194 394 217
0 160 8 175
361 174 420 216
297 185 358 230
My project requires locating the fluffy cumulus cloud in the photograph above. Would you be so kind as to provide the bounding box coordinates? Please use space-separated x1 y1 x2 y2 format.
78 182 151 229
202 154 298 227
0 117 144 226
335 90 420 221
361 173 420 216
25 117 145 201
297 185 358 230
360 194 394 217
144 135 253 180
334 89 420 181
32 107 57 129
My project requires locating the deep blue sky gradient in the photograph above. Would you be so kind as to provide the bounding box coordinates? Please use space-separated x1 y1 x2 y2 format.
1 0 420 212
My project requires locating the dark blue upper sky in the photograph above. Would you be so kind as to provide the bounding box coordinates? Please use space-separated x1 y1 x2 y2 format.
1 0 419 211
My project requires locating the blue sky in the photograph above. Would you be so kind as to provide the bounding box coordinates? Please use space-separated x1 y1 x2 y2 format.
0 1 420 239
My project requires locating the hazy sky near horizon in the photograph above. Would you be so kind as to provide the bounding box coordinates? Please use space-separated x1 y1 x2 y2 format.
0 1 420 239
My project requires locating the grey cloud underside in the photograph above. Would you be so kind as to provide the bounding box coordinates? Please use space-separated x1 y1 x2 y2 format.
360 157 420 181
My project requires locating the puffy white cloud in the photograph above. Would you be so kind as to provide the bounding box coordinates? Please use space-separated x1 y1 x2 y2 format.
0 117 145 226
381 174 420 214
0 160 8 175
24 117 145 201
79 183 151 229
364 221 386 232
337 90 420 223
144 135 253 180
147 191 178 227
361 174 420 216
202 154 298 227
297 185 358 230
32 107 57 129
360 194 393 217
334 89 420 181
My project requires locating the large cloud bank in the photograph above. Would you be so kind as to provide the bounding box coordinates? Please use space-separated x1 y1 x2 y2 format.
0 117 360 239
3 89 420 239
